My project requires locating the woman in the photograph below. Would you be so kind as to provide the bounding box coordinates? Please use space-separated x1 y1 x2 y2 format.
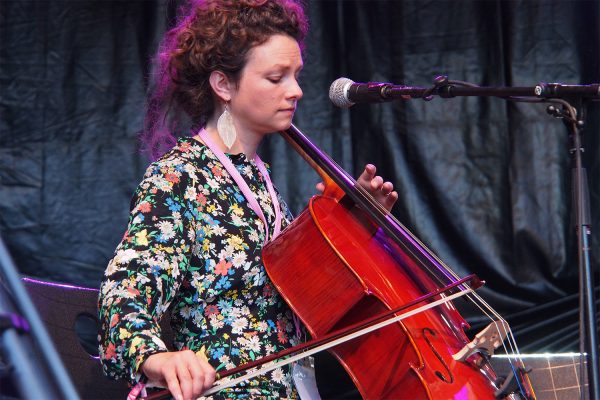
98 1 397 399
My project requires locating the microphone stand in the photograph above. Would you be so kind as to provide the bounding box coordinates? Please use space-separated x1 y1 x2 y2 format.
545 96 599 400
375 76 600 399
555 100 597 400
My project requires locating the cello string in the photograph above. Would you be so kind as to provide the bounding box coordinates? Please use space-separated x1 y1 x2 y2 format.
467 293 519 358
289 124 463 287
467 293 534 397
453 281 519 358
446 282 534 397
472 295 522 361
357 175 464 284
454 288 520 364
326 140 530 369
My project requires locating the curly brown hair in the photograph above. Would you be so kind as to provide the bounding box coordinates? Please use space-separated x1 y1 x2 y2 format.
142 0 308 159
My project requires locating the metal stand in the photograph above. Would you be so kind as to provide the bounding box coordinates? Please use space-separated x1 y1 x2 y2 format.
0 236 79 399
556 101 598 400
545 96 598 400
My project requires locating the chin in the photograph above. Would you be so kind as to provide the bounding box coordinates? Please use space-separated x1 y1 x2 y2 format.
267 122 293 133
281 117 295 129
259 115 295 134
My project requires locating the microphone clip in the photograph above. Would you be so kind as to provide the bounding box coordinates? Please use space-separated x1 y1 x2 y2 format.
421 75 449 101
351 82 395 103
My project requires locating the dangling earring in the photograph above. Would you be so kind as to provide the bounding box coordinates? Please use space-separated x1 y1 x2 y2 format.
217 103 237 150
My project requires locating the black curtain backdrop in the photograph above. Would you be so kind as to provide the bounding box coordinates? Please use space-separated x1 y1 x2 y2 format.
1 0 599 359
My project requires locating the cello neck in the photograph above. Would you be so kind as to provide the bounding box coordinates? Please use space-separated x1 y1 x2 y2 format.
281 124 459 287
280 124 358 200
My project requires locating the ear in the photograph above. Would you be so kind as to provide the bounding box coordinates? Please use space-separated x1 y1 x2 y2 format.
209 70 234 103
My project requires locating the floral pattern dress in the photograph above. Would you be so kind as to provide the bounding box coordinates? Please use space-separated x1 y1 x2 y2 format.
98 137 302 399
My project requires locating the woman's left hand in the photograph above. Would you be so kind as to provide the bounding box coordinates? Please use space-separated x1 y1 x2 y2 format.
356 164 397 212
316 164 398 212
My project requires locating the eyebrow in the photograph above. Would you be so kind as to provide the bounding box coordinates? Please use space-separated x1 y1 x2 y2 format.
269 63 304 71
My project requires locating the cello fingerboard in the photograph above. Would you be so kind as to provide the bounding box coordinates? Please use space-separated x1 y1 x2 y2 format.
491 353 589 400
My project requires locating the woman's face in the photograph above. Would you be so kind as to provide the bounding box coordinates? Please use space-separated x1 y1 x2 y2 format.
228 34 303 138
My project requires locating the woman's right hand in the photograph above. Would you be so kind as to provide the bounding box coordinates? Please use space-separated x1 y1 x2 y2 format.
141 350 216 400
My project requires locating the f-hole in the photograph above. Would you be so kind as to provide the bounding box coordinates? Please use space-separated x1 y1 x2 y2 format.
422 327 454 384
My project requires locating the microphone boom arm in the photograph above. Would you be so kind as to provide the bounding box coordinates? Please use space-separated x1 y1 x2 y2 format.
329 76 600 108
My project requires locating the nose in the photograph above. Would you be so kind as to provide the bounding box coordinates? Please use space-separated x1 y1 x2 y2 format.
287 77 303 101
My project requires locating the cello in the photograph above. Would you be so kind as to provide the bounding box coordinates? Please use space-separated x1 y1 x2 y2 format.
261 124 535 399
147 123 535 399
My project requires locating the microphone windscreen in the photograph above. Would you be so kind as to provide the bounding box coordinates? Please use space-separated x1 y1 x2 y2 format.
329 77 354 108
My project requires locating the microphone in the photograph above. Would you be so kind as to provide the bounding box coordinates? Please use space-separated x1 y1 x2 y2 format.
329 78 399 108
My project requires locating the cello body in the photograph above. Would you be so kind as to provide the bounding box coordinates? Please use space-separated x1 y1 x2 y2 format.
263 194 499 399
